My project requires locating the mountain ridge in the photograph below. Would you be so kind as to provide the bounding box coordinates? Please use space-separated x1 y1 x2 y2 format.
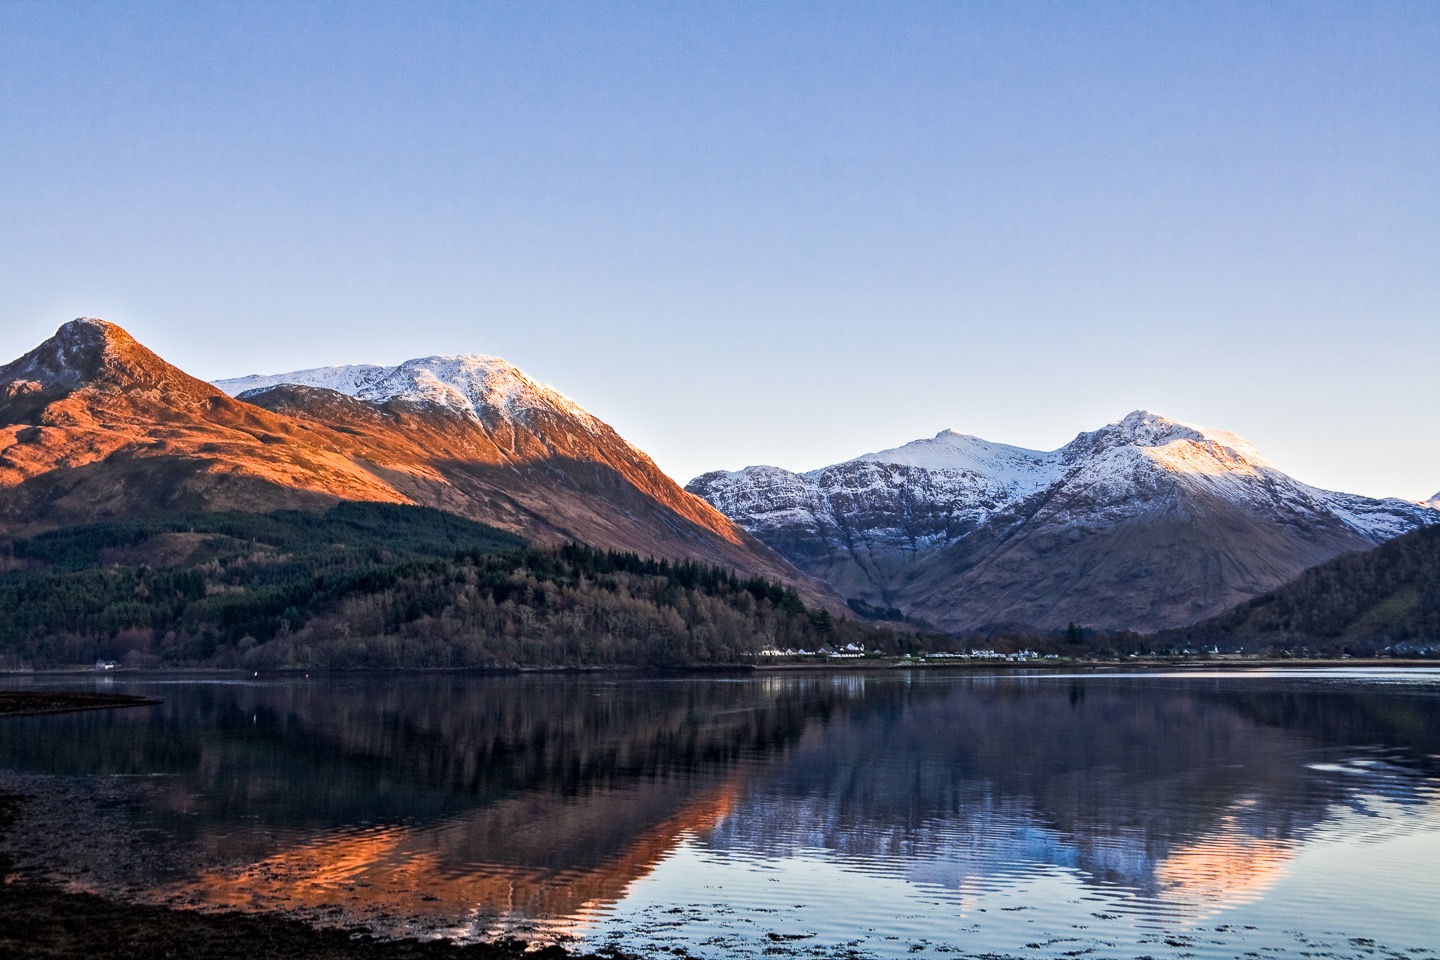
217 355 609 437
688 411 1437 632
0 319 837 610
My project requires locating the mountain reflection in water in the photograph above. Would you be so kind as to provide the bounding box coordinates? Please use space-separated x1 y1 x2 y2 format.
1 671 1438 957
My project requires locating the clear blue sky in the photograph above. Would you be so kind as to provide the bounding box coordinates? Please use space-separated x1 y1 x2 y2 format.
2 1 1436 499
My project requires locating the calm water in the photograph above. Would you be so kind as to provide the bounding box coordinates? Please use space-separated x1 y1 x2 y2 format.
2 669 1439 959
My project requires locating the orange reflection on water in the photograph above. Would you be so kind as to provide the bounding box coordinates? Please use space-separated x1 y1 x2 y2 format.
1153 812 1296 913
168 779 740 932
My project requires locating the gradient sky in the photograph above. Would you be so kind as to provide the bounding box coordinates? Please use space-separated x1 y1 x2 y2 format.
2 2 1436 500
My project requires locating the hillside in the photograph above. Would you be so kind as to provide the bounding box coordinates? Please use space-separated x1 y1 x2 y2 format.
1178 523 1440 654
0 319 835 609
0 501 888 670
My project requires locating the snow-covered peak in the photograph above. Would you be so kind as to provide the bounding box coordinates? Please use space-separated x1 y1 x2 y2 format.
1429 491 1440 510
215 355 603 432
1064 410 1263 459
851 429 1062 493
688 408 1440 620
806 411 1275 492
696 411 1288 510
1058 410 1273 480
694 464 802 484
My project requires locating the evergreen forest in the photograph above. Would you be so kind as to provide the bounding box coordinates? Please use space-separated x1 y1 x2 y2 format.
0 502 902 670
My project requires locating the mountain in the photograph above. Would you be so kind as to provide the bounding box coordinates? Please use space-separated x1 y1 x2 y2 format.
0 319 827 604
0 318 409 525
1179 522 1440 654
687 411 1438 632
210 353 762 562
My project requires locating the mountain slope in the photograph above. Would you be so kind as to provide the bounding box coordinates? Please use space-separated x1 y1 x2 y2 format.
0 319 409 526
688 411 1437 632
1178 523 1440 652
0 319 828 604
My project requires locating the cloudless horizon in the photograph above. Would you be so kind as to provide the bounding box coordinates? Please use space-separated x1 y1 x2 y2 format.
2 2 1437 500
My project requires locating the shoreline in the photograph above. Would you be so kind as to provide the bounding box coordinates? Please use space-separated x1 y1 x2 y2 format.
752 656 1440 671
4 656 1435 681
0 692 162 717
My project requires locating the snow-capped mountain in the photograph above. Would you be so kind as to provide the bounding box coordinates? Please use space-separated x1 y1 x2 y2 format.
0 320 832 607
855 430 1063 490
1043 411 1428 542
216 356 607 437
688 411 1439 632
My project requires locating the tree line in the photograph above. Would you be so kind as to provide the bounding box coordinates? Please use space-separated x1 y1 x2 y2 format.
0 502 898 670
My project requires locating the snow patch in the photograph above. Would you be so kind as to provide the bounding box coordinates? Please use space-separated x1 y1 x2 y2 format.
691 409 1438 551
850 429 1062 495
1062 410 1271 466
215 356 604 433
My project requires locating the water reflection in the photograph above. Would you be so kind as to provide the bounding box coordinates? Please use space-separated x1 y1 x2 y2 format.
176 781 740 937
1 671 1438 957
703 678 1428 909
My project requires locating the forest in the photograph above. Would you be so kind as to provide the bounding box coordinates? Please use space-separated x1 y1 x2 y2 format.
1174 523 1440 655
8 500 1426 670
0 502 909 670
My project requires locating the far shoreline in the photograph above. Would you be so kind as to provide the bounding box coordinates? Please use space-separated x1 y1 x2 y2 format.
2 656 1437 683
0 691 161 717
